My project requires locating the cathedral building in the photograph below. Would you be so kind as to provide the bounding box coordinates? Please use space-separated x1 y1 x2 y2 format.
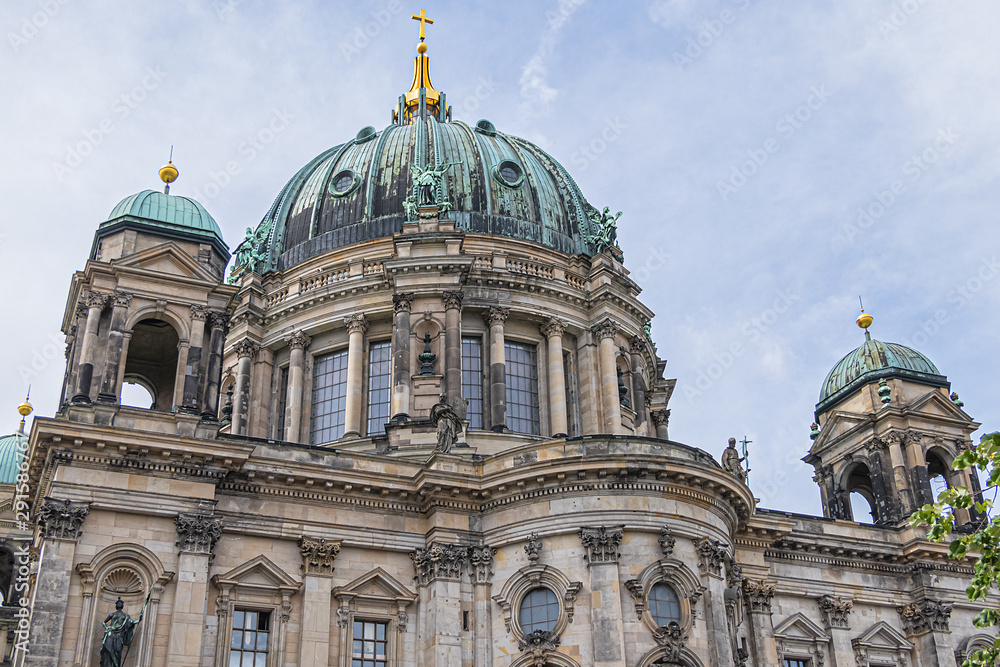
13 14 995 667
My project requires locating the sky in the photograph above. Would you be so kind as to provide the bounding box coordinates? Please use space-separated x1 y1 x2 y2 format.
1 0 998 516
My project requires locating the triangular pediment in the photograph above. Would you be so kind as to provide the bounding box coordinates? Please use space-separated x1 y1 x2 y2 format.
908 389 973 422
853 621 913 651
773 612 828 641
112 242 218 282
334 567 416 603
213 555 301 591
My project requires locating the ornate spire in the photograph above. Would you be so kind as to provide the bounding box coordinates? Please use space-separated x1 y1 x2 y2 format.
393 9 449 124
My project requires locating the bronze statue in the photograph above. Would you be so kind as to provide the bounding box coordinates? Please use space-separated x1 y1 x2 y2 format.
100 597 142 667
722 437 747 483
409 162 460 205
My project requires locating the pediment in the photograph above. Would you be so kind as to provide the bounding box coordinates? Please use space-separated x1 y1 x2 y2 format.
112 242 218 282
334 567 416 603
773 612 828 641
853 621 913 651
908 389 972 422
213 555 301 592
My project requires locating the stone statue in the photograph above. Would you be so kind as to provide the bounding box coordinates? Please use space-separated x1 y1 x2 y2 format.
409 162 461 205
430 393 464 453
586 206 622 254
100 597 142 667
722 437 746 482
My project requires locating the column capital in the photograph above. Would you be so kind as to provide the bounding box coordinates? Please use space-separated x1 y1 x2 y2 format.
299 536 341 576
540 317 566 338
235 338 260 359
629 334 646 354
112 290 133 308
208 311 229 331
75 303 90 320
591 317 619 340
84 290 109 309
175 513 222 559
38 498 90 541
695 537 726 577
741 578 777 613
287 330 311 350
442 290 464 310
469 545 497 585
483 306 509 327
392 292 415 313
578 525 623 565
346 314 369 334
896 598 951 636
650 408 670 427
819 594 853 629
190 304 210 321
410 542 466 586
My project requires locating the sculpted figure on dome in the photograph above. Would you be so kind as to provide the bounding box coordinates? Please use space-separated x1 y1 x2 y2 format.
587 206 622 254
410 161 461 206
230 225 268 283
722 437 747 483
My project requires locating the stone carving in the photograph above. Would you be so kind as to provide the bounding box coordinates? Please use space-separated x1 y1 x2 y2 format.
75 303 89 321
38 499 90 541
819 594 853 629
287 330 311 350
725 558 743 589
517 629 559 667
346 314 369 334
629 334 646 355
418 332 437 375
624 579 645 619
658 526 676 558
410 161 461 206
175 513 223 558
896 599 952 635
722 437 747 482
652 621 687 661
483 306 509 327
742 579 776 613
234 338 260 359
190 304 210 321
469 546 497 585
864 436 887 453
586 206 622 254
591 317 618 340
208 311 229 331
336 604 350 628
410 543 466 585
651 409 670 428
397 609 408 633
392 293 414 314
524 533 542 563
299 536 341 575
540 318 565 338
430 394 463 453
112 290 133 308
579 526 624 564
442 290 464 310
85 290 109 309
695 538 726 576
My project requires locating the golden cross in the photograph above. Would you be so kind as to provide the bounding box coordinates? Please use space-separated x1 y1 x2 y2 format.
411 9 434 40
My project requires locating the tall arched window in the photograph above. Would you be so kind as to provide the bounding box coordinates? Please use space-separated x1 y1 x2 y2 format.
845 463 878 523
927 451 951 501
122 319 180 411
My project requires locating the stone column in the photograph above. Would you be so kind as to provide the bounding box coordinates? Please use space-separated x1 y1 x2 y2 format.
62 304 89 406
579 527 626 667
576 331 601 435
344 315 368 437
180 305 209 413
391 293 414 420
443 291 464 404
284 331 311 442
484 307 509 432
201 312 227 419
72 291 108 403
469 546 496 667
695 538 737 667
865 437 898 523
231 339 259 435
298 537 341 667
23 500 90 667
884 432 915 516
741 578 778 667
592 318 621 434
411 543 466 665
628 335 648 430
897 599 954 667
97 290 132 402
819 595 854 667
651 409 670 440
903 431 934 507
167 513 222 667
541 318 568 437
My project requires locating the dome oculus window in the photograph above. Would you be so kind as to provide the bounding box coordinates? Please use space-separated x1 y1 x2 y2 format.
493 160 524 188
329 169 361 197
648 583 682 627
518 587 559 634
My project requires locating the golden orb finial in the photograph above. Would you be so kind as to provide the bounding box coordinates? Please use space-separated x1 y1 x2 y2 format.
159 146 178 193
18 400 32 417
856 310 873 330
416 41 427 54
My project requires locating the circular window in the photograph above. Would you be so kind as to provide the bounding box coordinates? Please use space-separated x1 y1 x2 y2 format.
329 169 360 197
518 587 559 634
475 119 497 136
648 583 682 627
493 160 524 188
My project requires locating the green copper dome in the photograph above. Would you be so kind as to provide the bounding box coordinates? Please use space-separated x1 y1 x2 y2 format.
817 335 948 413
103 190 224 242
0 433 26 485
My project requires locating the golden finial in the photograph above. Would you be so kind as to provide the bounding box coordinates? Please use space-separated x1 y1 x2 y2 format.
159 146 178 194
18 390 32 435
412 9 434 45
856 296 873 336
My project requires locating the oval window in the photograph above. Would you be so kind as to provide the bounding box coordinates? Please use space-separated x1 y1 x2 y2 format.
518 587 559 634
329 169 360 197
494 160 524 188
648 582 682 627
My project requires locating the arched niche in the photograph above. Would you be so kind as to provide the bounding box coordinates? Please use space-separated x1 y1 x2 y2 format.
75 543 175 667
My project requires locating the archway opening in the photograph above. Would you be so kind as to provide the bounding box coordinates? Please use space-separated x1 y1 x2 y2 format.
122 319 179 411
845 463 879 523
120 379 156 409
927 451 951 501
0 548 14 606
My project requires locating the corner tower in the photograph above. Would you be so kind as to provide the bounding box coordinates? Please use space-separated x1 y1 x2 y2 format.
804 310 982 525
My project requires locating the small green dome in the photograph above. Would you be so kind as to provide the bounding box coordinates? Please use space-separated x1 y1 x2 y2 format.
818 336 947 413
103 190 224 243
0 433 27 485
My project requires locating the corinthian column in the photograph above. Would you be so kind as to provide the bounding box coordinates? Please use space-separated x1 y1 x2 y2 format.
181 305 209 413
541 318 568 437
742 578 778 666
484 307 509 432
201 312 228 419
72 291 108 403
284 331 310 442
98 290 133 402
344 314 368 437
232 339 259 435
168 514 222 667
391 293 414 420
628 335 648 429
592 318 621 434
443 291 464 405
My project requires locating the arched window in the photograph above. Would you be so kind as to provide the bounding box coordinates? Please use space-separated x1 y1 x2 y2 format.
648 582 682 627
518 588 559 634
927 451 951 501
845 463 878 523
122 319 180 411
0 547 14 606
120 380 155 409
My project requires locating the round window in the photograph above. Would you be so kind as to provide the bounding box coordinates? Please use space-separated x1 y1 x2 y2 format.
518 587 559 634
494 160 524 188
329 170 360 197
648 583 681 627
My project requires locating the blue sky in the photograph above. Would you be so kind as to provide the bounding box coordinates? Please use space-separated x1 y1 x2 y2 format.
2 0 998 515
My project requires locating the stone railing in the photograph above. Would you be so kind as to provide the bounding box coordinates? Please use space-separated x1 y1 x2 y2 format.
265 287 289 308
300 266 349 294
566 273 587 290
363 261 384 275
506 257 554 279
